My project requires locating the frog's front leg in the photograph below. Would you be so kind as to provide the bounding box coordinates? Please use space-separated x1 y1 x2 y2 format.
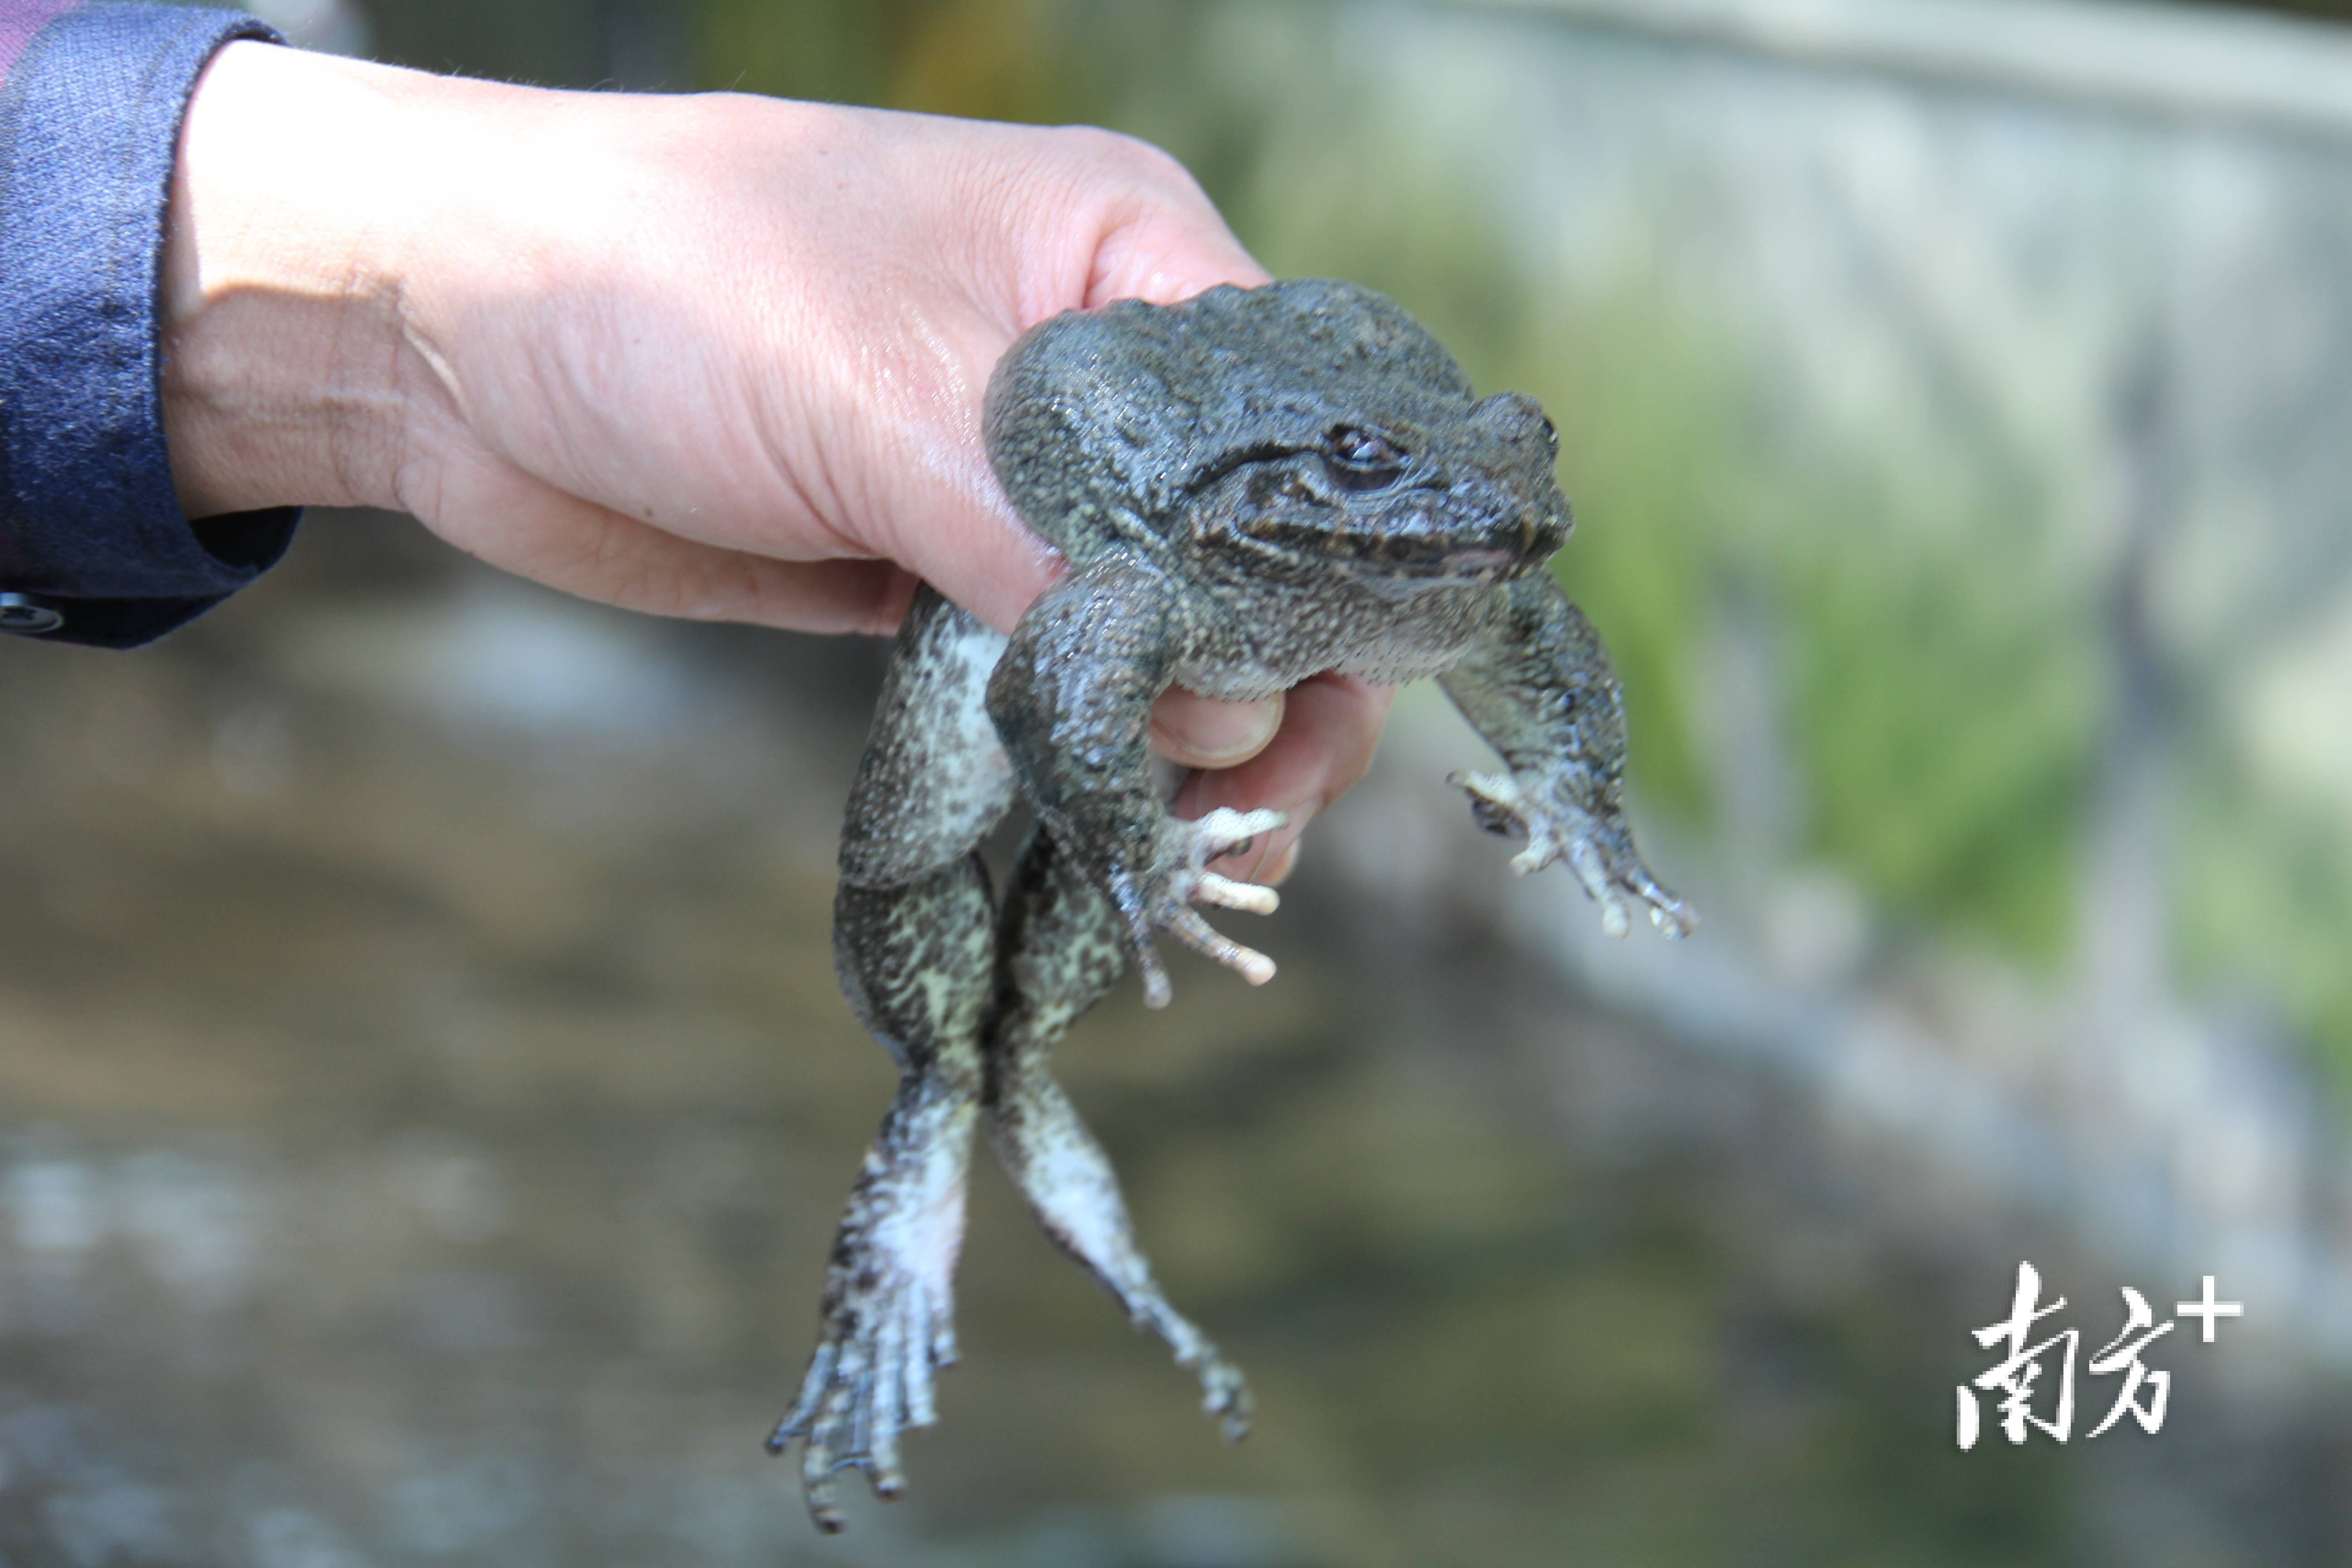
981 829 1253 1440
986 554 1286 1008
770 587 1013 1531
1439 574 1695 938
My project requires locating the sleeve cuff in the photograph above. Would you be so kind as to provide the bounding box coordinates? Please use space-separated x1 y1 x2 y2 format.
0 3 296 649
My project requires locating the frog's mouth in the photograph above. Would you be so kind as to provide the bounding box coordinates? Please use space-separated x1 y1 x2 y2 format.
1214 498 1563 581
1339 550 1541 590
1318 514 1564 584
1434 545 1522 577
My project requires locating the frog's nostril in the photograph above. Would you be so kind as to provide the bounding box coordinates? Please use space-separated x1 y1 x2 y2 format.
1475 391 1546 433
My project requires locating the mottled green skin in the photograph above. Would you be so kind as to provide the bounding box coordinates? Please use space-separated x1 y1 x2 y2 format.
770 280 1690 1531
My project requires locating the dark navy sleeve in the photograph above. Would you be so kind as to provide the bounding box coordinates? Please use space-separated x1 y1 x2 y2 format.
0 1 294 648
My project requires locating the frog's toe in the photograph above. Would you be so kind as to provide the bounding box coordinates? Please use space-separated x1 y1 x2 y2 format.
1620 858 1697 939
1449 768 1533 841
1178 807 1290 908
1449 769 1569 879
1185 805 1290 868
1561 818 1696 941
1191 1351 1255 1444
1164 908 1277 986
768 1276 952 1532
1564 837 1635 935
1193 871 1279 916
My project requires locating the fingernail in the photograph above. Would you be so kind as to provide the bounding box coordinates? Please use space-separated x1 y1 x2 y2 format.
1154 696 1281 764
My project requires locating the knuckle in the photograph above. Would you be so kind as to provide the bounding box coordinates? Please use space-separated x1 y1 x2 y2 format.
1054 124 1204 203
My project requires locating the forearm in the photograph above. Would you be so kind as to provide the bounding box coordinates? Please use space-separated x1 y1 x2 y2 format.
162 41 461 517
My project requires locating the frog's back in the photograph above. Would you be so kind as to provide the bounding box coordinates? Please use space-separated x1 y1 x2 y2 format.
983 279 1477 563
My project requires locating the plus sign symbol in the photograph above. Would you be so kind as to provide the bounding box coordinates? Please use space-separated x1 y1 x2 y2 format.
2176 1275 2244 1343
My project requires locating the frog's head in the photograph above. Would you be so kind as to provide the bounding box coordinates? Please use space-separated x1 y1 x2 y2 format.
1184 388 1571 588
986 278 1573 587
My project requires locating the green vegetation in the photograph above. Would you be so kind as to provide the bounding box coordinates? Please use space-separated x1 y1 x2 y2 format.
2184 763 2352 1076
690 0 1062 119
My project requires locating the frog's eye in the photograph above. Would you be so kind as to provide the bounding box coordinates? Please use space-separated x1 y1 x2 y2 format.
1540 416 1559 458
1322 426 1407 491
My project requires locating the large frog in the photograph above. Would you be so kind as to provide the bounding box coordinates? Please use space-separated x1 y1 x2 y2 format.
769 278 1692 1529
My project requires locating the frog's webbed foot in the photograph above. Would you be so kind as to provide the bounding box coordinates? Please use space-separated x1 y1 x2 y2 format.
768 1079 976 1533
767 1272 951 1531
1449 769 1696 939
1126 805 1290 1007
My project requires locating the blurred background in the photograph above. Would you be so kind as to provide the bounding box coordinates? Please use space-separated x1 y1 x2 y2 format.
8 0 2352 1562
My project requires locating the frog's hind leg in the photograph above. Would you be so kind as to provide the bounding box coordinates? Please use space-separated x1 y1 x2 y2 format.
981 830 1254 1442
771 870 989 1528
771 586 1013 1532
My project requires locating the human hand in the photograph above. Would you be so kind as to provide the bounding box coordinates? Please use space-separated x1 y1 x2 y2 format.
159 42 1387 875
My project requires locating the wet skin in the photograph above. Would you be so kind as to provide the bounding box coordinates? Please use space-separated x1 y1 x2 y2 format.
768 279 1693 1529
